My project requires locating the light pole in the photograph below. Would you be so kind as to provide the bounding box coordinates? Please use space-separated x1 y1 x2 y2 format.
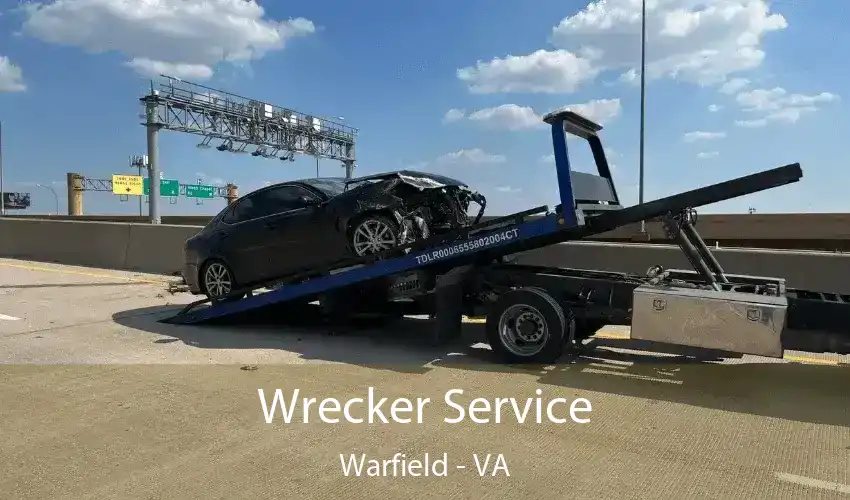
0 120 5 217
638 0 647 234
35 183 59 215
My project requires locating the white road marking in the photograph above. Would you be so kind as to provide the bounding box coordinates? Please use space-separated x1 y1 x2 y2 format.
0 313 21 321
581 367 684 384
775 472 850 494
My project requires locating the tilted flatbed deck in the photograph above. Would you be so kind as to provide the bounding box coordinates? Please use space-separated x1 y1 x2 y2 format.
164 107 850 364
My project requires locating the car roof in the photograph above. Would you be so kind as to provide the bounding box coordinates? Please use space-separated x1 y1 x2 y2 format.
261 170 469 191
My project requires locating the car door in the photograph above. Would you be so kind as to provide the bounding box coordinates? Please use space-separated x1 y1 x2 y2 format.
252 185 329 278
214 193 272 285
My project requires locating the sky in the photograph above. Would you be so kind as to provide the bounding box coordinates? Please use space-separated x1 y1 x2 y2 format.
0 0 847 217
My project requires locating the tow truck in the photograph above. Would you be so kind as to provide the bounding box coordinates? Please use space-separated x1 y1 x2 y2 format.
165 107 850 364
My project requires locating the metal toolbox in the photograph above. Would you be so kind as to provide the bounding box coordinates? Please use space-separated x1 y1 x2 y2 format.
630 281 788 358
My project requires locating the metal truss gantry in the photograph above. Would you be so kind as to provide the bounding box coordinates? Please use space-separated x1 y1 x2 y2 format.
141 76 357 166
138 75 358 225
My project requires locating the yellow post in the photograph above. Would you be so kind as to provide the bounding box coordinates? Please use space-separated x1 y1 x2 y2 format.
66 172 84 215
226 184 239 205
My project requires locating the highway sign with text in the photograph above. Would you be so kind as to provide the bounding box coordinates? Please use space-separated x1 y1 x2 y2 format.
143 178 180 197
186 184 216 199
112 175 144 195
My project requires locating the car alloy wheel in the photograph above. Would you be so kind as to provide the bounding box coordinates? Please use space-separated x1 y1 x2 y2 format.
203 261 233 299
352 217 399 256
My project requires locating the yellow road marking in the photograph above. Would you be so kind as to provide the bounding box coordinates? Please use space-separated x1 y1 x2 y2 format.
0 261 171 285
464 325 840 366
591 331 841 365
594 332 630 340
783 355 840 366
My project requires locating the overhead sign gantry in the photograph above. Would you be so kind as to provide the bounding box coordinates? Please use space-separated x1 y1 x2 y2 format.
138 75 358 224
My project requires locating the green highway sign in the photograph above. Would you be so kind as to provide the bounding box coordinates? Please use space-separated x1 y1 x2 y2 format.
186 184 216 199
143 178 180 197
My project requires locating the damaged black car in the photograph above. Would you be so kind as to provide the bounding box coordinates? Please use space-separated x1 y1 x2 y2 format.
182 170 486 300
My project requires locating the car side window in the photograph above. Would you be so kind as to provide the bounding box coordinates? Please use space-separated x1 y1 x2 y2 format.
222 196 257 224
222 186 317 224
253 186 317 217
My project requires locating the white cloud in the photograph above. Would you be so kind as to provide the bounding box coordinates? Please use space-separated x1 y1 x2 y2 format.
735 106 818 128
495 186 521 193
735 119 767 128
708 104 721 112
541 154 555 163
467 104 543 131
719 78 750 94
0 55 26 92
124 59 213 80
457 49 600 94
736 87 838 112
564 98 622 125
457 0 787 94
697 151 719 159
448 98 621 131
734 87 839 127
617 68 639 85
683 131 726 142
436 149 507 165
21 0 316 80
443 108 466 123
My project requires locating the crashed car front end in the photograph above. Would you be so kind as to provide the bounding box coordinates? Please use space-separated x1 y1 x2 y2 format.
356 171 487 239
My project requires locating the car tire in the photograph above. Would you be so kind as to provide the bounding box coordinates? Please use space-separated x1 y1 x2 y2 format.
200 259 243 302
349 214 404 257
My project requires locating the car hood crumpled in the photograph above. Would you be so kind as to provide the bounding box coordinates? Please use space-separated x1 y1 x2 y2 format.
349 170 470 192
397 173 455 190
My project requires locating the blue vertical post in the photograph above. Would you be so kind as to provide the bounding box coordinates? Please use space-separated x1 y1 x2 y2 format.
550 120 578 227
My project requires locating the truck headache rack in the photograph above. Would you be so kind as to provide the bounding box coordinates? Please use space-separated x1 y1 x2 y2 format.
163 106 849 362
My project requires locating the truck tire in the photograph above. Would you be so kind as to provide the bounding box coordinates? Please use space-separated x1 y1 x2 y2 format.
485 287 572 363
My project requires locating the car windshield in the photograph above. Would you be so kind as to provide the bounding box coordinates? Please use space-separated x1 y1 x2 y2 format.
300 178 348 197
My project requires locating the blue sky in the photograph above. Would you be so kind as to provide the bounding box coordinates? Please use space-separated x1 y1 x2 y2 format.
0 0 846 216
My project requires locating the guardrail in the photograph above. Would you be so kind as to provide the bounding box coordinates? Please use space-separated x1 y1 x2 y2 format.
2 217 849 294
5 213 850 251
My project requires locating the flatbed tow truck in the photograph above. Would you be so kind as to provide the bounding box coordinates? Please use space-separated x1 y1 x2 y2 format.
165 108 850 364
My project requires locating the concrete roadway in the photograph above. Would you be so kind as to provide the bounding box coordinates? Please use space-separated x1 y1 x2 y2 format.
0 257 848 500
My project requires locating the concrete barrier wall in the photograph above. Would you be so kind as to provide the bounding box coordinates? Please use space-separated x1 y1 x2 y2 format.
124 223 202 273
1 217 848 293
6 214 213 226
0 218 200 275
515 242 850 294
8 212 850 250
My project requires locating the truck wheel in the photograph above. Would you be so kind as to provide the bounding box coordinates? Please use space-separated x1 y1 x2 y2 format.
485 287 572 363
